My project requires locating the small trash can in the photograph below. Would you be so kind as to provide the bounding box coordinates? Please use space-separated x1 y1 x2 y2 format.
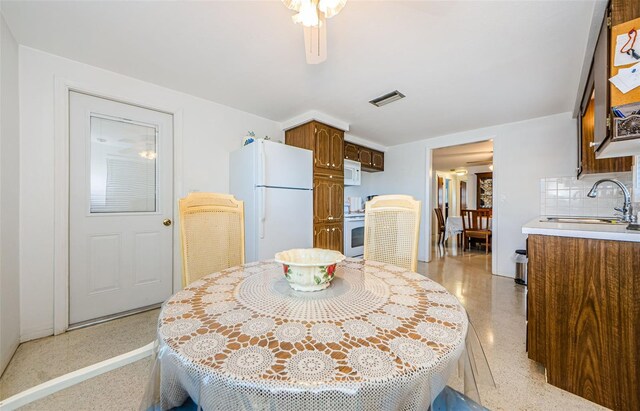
515 249 527 286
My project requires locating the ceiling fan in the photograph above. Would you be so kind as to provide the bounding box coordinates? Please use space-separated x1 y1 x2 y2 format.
281 0 347 64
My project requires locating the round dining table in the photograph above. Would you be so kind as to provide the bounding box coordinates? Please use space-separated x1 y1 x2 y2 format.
150 258 469 411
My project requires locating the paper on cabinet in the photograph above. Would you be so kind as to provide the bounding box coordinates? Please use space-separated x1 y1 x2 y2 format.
609 61 640 93
614 32 640 67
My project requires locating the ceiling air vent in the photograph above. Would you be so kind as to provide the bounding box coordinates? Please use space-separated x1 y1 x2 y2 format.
369 90 406 107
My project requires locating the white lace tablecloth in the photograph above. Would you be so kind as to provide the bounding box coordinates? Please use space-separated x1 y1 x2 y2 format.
444 216 464 240
152 258 469 411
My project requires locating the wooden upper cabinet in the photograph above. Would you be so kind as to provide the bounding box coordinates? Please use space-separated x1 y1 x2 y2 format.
578 65 632 176
314 122 344 173
612 0 640 26
342 140 385 172
592 11 609 147
314 123 332 171
344 142 360 160
359 148 372 167
371 151 384 171
285 121 344 173
330 128 344 171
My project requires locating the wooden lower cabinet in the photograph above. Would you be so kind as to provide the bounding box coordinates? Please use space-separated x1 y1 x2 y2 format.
314 223 343 252
527 235 640 411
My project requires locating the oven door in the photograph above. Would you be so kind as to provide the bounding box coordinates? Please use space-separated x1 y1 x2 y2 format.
344 219 364 257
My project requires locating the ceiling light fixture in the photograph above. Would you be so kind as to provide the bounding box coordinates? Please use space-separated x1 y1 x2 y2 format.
282 0 347 64
369 90 406 107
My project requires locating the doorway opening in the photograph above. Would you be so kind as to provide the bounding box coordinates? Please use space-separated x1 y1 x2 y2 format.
431 140 494 260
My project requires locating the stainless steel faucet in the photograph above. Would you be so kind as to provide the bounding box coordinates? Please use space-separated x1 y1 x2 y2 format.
586 179 635 223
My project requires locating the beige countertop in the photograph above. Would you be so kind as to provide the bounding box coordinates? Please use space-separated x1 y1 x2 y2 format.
522 217 640 242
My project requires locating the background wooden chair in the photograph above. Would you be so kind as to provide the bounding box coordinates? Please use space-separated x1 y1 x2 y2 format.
179 193 244 287
364 195 421 272
434 208 446 245
461 209 492 254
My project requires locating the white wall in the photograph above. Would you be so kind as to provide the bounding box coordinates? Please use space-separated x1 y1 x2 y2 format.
19 47 283 341
367 112 576 277
0 13 20 373
344 171 376 211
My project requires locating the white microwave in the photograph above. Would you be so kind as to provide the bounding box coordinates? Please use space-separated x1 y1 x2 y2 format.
344 159 361 186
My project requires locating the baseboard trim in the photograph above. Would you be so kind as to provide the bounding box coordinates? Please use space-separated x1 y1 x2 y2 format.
20 328 54 343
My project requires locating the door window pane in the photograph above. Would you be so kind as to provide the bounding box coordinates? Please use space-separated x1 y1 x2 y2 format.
90 115 158 213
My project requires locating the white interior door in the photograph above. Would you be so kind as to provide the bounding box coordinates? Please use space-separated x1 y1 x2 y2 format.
69 92 173 325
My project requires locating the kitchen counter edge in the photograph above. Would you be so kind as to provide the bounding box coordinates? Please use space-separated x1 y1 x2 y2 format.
522 217 640 242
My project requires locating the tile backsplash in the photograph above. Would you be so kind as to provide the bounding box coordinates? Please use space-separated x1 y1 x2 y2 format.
540 172 633 218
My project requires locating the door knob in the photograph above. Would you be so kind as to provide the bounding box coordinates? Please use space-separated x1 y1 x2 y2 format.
163 219 172 226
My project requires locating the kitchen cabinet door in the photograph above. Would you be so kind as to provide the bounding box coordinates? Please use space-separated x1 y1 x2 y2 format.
313 175 343 224
314 223 343 252
314 123 332 172
344 142 359 160
593 12 609 147
578 75 632 176
329 223 343 252
314 224 331 249
313 177 332 224
372 150 384 171
359 148 372 168
330 127 344 171
330 179 344 221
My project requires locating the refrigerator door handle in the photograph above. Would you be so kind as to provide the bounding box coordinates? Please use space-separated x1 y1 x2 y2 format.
259 187 266 239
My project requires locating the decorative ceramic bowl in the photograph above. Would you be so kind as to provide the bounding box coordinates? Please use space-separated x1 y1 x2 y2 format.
274 248 345 292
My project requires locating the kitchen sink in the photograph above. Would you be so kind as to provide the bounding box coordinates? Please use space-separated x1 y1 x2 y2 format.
541 216 623 225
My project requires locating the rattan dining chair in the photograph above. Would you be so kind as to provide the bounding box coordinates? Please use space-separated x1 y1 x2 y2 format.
364 195 421 272
179 193 245 287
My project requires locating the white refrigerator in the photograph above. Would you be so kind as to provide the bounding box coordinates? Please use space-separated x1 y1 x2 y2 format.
230 140 313 262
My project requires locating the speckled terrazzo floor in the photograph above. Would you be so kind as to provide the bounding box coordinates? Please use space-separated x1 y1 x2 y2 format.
0 244 608 410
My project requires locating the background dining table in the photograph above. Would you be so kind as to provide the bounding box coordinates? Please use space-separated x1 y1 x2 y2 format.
444 216 464 241
144 258 472 411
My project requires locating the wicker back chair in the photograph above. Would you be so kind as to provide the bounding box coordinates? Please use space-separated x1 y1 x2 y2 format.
364 195 421 272
179 193 245 287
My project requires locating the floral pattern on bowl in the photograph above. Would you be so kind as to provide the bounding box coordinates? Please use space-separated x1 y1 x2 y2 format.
275 248 345 292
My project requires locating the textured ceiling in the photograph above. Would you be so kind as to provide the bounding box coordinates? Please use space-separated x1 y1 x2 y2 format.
1 1 599 146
